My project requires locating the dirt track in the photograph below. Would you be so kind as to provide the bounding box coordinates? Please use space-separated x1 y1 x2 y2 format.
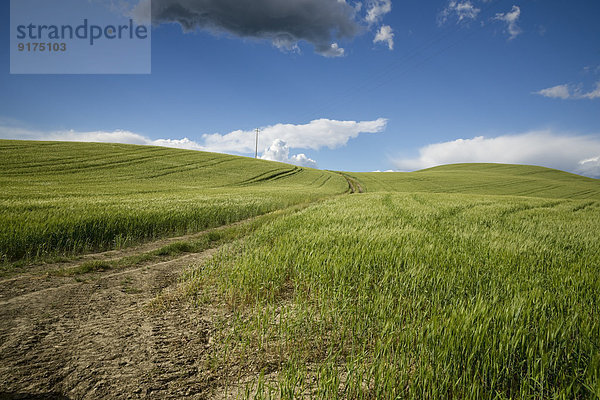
0 246 221 399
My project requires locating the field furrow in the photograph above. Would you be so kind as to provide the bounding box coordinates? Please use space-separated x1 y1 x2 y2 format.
1 141 599 399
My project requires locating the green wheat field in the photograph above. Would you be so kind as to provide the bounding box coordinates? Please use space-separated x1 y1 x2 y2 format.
1 139 599 398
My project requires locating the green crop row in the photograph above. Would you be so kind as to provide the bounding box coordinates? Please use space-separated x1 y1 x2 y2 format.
351 163 600 199
0 140 348 263
190 193 600 399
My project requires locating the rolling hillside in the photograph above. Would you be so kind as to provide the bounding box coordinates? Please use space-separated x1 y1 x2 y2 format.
351 163 600 199
0 140 347 262
2 140 600 397
2 140 599 264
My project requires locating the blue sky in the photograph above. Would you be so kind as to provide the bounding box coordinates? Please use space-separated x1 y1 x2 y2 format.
1 0 600 176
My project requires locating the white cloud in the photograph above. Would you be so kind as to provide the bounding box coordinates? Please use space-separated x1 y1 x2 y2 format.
578 156 600 178
535 84 571 99
0 124 211 150
534 82 600 100
365 0 392 25
0 125 158 146
439 1 480 25
151 137 207 151
494 5 522 40
260 139 317 168
364 0 393 53
201 118 388 153
319 42 345 58
581 82 600 99
393 131 600 178
0 117 387 168
374 25 394 50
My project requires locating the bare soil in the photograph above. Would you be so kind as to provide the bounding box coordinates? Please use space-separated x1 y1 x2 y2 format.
0 246 223 399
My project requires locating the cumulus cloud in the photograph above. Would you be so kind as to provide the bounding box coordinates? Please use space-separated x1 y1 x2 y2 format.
438 1 480 25
534 82 600 100
145 0 362 57
393 131 600 178
494 5 522 40
201 118 388 153
260 139 317 168
365 0 392 25
0 117 387 168
374 25 394 50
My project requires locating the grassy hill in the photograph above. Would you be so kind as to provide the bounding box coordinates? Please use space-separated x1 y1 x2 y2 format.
351 163 600 199
2 140 600 397
3 141 599 263
0 140 347 262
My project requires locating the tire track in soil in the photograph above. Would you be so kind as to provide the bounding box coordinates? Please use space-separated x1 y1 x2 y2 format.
0 215 259 301
0 249 220 399
337 172 365 194
1 216 254 284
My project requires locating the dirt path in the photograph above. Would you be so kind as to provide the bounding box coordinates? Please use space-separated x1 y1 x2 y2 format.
1 218 253 280
0 247 221 399
338 173 365 194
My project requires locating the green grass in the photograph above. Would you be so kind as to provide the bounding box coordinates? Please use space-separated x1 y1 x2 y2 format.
3 140 600 398
188 193 600 398
351 163 600 199
0 140 347 263
52 201 321 277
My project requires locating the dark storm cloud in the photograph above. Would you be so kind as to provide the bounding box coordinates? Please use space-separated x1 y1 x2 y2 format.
149 0 363 56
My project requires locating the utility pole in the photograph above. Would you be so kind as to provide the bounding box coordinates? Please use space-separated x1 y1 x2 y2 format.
255 128 259 159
